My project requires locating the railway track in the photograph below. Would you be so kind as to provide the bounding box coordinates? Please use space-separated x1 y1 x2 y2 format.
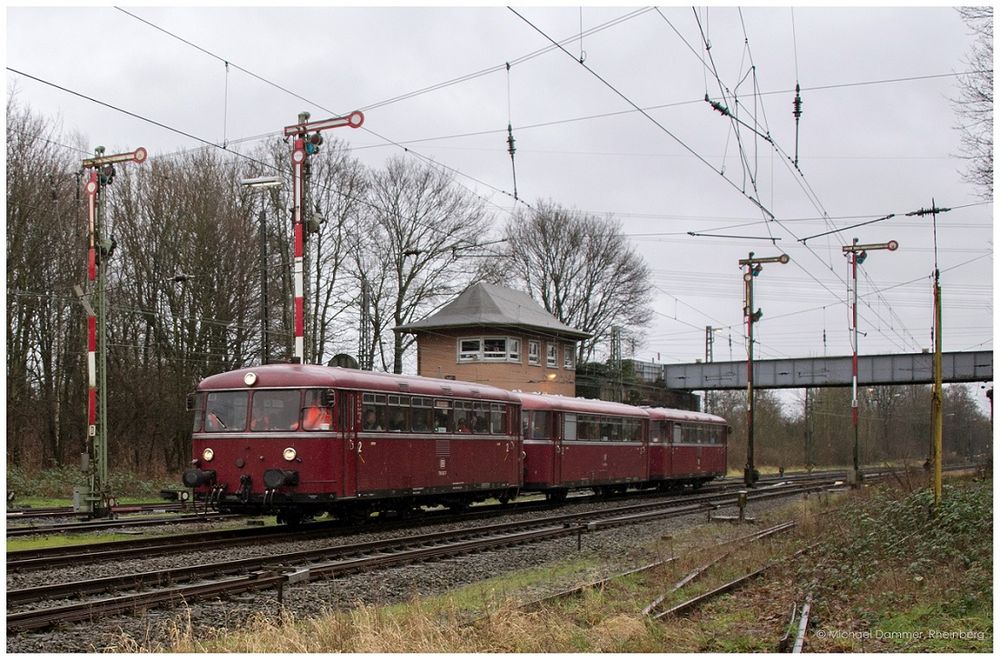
2 467 833 544
7 479 836 633
5 473 829 571
6 502 188 520
5 511 237 538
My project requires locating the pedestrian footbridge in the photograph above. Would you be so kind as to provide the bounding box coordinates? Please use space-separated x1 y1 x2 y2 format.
660 350 993 390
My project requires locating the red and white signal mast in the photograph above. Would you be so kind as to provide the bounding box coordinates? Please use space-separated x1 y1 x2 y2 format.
283 110 364 363
78 145 147 516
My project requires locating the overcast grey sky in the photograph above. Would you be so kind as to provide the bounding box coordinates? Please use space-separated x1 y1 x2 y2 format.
6 4 994 407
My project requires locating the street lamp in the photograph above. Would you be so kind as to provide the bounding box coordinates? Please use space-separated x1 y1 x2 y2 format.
241 176 282 365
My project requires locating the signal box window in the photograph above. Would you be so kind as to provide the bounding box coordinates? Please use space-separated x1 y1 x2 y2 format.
483 337 507 360
563 344 575 370
205 391 248 432
458 338 483 362
250 390 301 431
508 338 521 363
458 338 481 361
528 341 540 365
546 343 558 368
303 389 334 431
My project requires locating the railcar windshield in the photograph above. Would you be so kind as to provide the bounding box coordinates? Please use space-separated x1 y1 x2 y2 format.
250 390 301 431
205 391 249 432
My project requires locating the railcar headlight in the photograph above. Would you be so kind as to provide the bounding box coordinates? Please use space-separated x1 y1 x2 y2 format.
283 447 297 462
202 447 215 462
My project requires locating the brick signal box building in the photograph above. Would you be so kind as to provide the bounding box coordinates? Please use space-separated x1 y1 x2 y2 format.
396 283 590 396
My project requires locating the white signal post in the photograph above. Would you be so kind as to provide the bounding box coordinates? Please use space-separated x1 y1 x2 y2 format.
738 251 790 487
283 111 364 363
842 237 898 487
79 146 147 517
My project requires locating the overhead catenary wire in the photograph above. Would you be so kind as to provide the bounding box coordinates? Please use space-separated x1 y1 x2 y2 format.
507 5 777 222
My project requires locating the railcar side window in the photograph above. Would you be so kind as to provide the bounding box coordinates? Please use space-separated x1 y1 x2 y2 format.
250 390 301 431
362 393 387 431
454 400 474 432
623 419 641 442
577 414 599 441
411 397 434 432
472 402 489 433
386 395 409 432
490 403 506 434
205 391 249 432
527 411 550 439
190 393 206 433
674 424 684 444
434 399 453 432
302 389 334 431
564 413 577 441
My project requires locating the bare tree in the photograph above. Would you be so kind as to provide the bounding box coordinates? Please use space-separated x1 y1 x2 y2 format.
6 93 85 468
954 6 993 199
107 151 263 469
492 201 653 363
351 157 495 373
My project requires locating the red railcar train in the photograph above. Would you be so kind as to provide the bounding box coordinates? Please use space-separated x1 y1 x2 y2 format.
182 364 729 523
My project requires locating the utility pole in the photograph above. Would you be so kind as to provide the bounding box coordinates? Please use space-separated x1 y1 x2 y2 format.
842 237 898 487
705 326 715 413
609 325 623 403
77 145 147 517
906 201 950 508
358 274 372 370
284 110 364 364
738 251 790 487
240 176 283 365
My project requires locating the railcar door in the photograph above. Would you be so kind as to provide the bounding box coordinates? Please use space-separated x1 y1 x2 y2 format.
552 411 564 485
339 390 359 498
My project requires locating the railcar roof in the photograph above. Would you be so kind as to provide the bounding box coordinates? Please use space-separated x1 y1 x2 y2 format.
514 391 650 417
197 364 519 402
643 406 728 424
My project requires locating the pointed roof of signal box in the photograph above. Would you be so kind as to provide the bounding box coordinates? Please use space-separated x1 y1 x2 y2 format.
396 282 591 340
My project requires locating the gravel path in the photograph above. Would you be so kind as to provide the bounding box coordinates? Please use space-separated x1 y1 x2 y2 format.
7 492 801 652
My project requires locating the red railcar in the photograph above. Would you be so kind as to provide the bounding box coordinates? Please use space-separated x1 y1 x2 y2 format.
183 365 521 522
645 407 729 488
517 393 650 499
